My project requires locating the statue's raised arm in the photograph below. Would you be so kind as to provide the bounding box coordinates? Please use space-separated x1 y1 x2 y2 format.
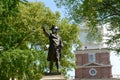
42 26 49 37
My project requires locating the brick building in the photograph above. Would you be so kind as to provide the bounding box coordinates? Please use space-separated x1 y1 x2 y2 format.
75 24 112 79
75 48 112 79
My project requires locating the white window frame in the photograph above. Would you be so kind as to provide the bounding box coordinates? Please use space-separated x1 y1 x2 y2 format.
88 53 96 62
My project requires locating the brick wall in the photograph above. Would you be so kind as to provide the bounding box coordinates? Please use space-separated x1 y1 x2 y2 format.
75 50 112 79
96 52 110 65
75 67 112 79
76 52 110 65
76 54 88 66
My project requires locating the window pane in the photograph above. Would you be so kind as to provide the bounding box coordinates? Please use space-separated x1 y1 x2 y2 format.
89 53 95 62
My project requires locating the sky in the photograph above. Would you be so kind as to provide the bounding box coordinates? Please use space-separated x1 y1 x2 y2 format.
28 0 120 77
28 0 65 18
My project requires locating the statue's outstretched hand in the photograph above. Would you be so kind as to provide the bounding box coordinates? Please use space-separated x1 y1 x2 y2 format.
42 26 49 37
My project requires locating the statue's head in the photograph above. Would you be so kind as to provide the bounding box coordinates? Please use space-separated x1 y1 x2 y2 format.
50 25 60 33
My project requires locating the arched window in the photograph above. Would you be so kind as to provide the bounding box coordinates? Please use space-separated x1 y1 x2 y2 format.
89 53 96 62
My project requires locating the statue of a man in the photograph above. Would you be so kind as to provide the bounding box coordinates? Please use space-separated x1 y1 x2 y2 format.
42 25 63 73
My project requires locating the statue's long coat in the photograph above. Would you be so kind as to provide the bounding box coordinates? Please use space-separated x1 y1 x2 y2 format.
47 33 63 61
43 29 63 61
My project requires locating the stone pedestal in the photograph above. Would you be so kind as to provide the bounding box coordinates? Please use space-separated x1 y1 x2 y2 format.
41 74 65 80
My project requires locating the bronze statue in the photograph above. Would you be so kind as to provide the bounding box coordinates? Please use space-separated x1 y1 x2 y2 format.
42 25 63 73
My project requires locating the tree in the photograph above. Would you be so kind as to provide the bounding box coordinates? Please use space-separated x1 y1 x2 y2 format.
0 0 27 50
54 0 120 53
0 1 81 79
0 49 45 80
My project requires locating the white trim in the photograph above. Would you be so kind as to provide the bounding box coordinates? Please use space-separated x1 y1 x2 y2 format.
77 65 112 68
76 48 110 54
82 62 108 66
